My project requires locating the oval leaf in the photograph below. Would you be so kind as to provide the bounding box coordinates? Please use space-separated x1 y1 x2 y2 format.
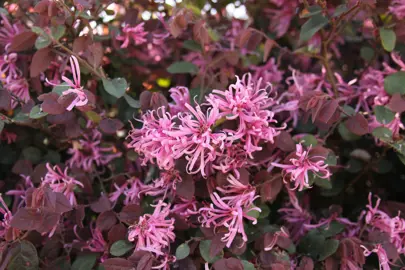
175 243 190 260
167 61 198 74
110 240 134 257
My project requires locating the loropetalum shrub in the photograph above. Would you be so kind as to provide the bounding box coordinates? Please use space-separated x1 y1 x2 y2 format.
2 0 405 269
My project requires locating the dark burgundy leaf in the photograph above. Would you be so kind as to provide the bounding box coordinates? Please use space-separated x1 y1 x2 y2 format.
39 93 65 115
213 258 243 270
209 232 227 258
118 204 142 223
54 192 73 213
85 42 103 68
47 111 75 124
345 113 369 136
30 47 54 77
0 90 11 111
102 258 134 270
137 253 154 270
176 174 195 200
297 257 314 270
12 160 33 176
260 175 283 203
96 210 117 231
108 223 127 244
229 235 246 255
275 131 295 152
10 208 43 231
75 205 85 228
387 93 405 113
99 118 124 134
73 35 92 53
90 194 112 213
31 163 48 184
9 31 38 52
317 99 339 124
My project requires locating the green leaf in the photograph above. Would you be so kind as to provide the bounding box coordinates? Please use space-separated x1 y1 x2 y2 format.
124 94 140 108
35 35 52 49
313 175 332 189
374 106 395 124
392 140 405 155
258 204 270 219
110 240 134 257
333 4 348 17
360 46 374 62
301 134 318 147
299 14 329 42
338 123 361 141
325 153 338 166
300 5 322 18
29 105 48 119
51 25 66 40
379 27 396 52
241 260 256 270
8 240 39 270
72 253 98 270
175 243 190 260
102 78 128 98
167 61 198 74
318 239 339 261
43 150 61 163
31 26 46 35
85 111 102 124
298 230 326 259
0 8 9 15
376 159 393 174
0 120 4 134
183 40 202 51
320 221 345 238
52 82 70 95
23 147 42 164
199 240 222 263
372 127 393 142
246 205 261 219
384 71 405 95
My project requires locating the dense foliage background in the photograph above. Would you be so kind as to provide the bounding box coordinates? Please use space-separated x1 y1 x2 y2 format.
0 0 405 269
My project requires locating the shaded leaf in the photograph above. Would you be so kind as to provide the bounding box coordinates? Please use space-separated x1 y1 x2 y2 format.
175 243 190 260
199 240 222 263
110 240 134 257
374 106 395 125
167 61 198 74
344 113 368 136
102 78 127 98
384 71 405 95
379 27 396 52
72 253 98 270
100 118 124 134
372 127 393 142
299 14 328 42
124 94 140 108
9 31 37 52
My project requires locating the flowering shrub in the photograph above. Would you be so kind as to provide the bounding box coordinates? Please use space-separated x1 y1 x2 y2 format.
2 0 405 269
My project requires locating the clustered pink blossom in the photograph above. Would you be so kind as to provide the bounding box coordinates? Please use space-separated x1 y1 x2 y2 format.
389 0 405 20
272 143 331 191
0 195 20 241
199 174 260 247
364 193 405 254
117 23 148 48
128 200 175 255
42 163 83 206
68 121 122 172
109 177 147 205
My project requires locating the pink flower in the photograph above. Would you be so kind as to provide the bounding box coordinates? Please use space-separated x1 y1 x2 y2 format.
142 170 183 199
117 23 148 48
42 163 84 206
215 174 258 207
166 103 226 177
68 123 122 172
170 198 198 221
47 56 88 111
272 143 331 191
4 77 30 108
127 107 177 170
265 3 298 37
168 86 190 114
278 190 312 242
128 200 175 254
264 226 290 251
361 244 391 270
0 130 17 144
199 192 260 247
206 73 283 157
251 58 284 86
389 0 405 20
0 194 20 241
0 14 22 48
6 174 33 210
212 143 249 177
364 193 405 253
109 177 147 205
0 53 21 82
369 113 404 143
